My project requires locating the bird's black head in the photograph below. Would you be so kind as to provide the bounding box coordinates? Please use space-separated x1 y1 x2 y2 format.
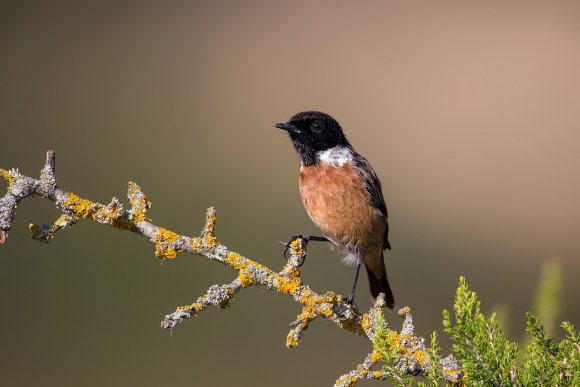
274 111 350 166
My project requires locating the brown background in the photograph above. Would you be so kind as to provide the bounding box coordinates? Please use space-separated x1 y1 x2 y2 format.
1 1 579 386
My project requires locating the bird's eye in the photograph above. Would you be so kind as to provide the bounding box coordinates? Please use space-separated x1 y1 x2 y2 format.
311 122 323 133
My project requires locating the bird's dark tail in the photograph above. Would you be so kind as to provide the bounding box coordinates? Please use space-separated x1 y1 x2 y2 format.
365 251 395 309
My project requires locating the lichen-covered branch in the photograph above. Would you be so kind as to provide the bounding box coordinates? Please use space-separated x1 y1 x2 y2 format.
0 151 464 385
335 303 463 386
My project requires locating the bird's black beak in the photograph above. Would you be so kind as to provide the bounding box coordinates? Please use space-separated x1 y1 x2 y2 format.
274 122 296 132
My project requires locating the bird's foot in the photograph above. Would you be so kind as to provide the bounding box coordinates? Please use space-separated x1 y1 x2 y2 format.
283 234 309 267
345 291 356 305
283 234 327 267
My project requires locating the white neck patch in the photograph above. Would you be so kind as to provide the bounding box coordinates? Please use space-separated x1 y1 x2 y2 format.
317 147 353 167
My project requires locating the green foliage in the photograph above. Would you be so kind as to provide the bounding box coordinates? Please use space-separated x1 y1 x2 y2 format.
371 312 416 386
425 332 447 386
372 311 399 367
520 313 579 386
370 272 578 386
442 277 519 385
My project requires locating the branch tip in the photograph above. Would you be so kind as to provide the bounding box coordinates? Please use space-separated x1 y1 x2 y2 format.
46 149 55 168
40 149 57 189
29 214 72 242
127 181 151 223
201 207 218 245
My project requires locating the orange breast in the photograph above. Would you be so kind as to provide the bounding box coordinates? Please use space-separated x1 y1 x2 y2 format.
299 161 385 251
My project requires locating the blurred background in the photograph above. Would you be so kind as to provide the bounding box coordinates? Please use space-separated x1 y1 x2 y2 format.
1 1 579 386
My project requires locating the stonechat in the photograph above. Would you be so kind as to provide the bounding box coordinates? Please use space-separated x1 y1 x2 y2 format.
275 111 395 308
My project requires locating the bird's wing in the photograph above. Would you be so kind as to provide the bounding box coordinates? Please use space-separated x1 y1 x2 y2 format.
353 154 391 250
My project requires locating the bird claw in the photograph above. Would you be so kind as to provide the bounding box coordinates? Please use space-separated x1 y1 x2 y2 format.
283 234 328 267
283 234 310 267
345 292 355 305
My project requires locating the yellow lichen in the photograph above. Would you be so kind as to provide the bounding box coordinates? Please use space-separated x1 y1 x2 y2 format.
188 237 203 253
321 291 336 303
286 331 299 348
335 374 359 386
284 266 300 280
289 238 305 256
413 349 428 366
373 371 384 379
442 366 465 386
361 313 371 331
225 253 254 287
297 305 316 322
291 291 366 336
61 191 141 229
202 209 219 246
94 204 130 228
54 214 71 227
224 252 278 288
64 192 98 219
175 300 206 317
154 227 182 259
370 350 382 363
398 306 411 318
444 367 458 376
203 232 218 247
127 181 151 222
318 307 334 317
387 331 401 351
271 272 301 295
238 270 254 287
225 252 243 268
0 169 16 186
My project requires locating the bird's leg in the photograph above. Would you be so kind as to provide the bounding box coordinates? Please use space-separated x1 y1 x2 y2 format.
283 234 328 267
345 262 362 304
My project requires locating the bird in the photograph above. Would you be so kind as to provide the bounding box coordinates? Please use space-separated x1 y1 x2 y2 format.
274 111 395 308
